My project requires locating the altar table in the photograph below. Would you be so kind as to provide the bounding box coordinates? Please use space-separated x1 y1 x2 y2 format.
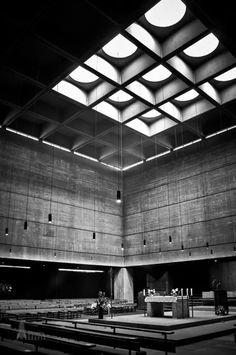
145 295 189 318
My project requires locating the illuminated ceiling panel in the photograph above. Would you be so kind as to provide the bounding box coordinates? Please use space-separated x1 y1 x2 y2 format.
2 0 236 170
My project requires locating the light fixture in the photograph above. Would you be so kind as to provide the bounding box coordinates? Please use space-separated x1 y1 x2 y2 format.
93 232 96 240
5 227 8 236
54 252 57 258
0 265 31 269
24 221 28 230
214 67 236 81
210 249 213 255
116 190 121 203
143 239 146 246
145 0 186 28
189 251 192 256
69 66 98 83
181 244 184 252
159 247 162 254
121 242 124 250
169 235 172 244
102 34 137 58
175 89 199 102
58 268 104 273
206 242 209 249
183 33 219 57
48 147 54 224
48 213 52 224
142 64 171 82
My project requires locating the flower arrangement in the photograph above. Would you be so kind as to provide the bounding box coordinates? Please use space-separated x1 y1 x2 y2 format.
170 288 179 296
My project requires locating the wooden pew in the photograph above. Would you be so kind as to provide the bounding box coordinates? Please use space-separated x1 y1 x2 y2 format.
8 320 141 355
0 324 96 354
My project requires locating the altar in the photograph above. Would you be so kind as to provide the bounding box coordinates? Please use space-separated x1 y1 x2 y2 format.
145 295 189 318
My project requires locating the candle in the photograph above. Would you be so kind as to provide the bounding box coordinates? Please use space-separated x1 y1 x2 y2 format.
190 288 193 296
181 288 183 296
186 288 189 296
143 289 145 296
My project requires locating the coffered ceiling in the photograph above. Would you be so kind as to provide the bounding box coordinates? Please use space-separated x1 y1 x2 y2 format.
1 0 236 170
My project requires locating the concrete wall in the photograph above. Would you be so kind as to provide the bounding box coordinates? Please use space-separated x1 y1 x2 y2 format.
123 131 236 266
0 130 123 266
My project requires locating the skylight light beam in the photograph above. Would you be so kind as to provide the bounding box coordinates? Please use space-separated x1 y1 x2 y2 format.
182 99 215 122
126 119 150 136
121 53 156 84
221 84 236 104
85 55 120 84
162 19 207 58
126 23 162 57
93 101 120 121
159 102 182 121
199 83 221 104
155 79 189 105
53 81 87 106
167 56 195 82
126 81 155 104
150 117 177 135
122 101 150 123
195 52 236 84
88 82 116 106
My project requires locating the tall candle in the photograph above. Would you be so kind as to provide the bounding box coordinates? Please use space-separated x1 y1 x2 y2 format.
190 288 193 296
181 288 183 296
186 288 189 296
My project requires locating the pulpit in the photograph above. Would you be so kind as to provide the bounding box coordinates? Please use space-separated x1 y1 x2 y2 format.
145 295 189 318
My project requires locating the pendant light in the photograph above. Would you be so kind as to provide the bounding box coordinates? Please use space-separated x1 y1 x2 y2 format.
48 147 54 224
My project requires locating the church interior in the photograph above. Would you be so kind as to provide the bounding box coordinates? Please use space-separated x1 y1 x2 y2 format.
0 0 236 354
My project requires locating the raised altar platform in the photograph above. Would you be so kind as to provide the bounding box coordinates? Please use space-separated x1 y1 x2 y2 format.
145 295 189 318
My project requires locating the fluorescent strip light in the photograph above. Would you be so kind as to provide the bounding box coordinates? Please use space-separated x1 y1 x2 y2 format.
146 150 171 162
123 160 143 171
206 125 236 139
6 128 39 141
58 268 104 273
0 265 31 269
100 162 121 171
42 140 71 152
173 138 202 151
74 151 98 162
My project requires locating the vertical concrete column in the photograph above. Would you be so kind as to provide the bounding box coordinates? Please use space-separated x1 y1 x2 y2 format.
114 267 134 302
